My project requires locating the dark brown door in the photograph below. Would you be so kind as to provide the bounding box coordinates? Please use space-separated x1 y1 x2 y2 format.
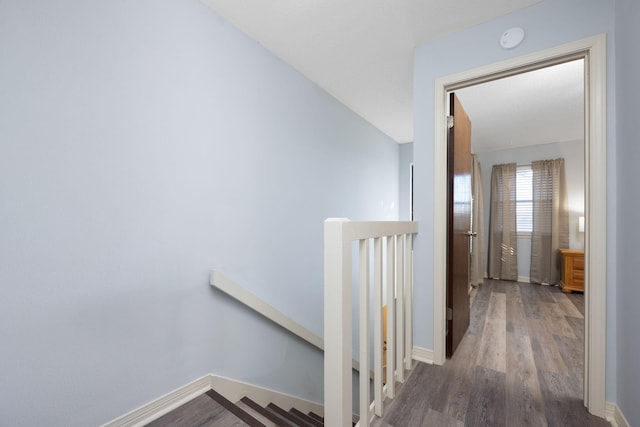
446 92 472 357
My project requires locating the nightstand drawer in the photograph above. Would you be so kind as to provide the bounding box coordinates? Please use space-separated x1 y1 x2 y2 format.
573 270 584 284
574 257 584 271
559 249 585 293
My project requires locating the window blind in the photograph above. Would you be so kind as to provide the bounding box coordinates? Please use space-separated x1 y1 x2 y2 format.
516 164 533 234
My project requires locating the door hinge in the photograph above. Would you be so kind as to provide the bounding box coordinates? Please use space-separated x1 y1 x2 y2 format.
447 115 454 129
447 307 453 320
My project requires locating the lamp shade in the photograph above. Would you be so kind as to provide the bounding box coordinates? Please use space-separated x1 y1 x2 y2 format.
579 216 585 233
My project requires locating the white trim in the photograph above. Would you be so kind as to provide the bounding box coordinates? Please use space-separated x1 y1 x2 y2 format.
101 375 212 427
102 374 324 427
583 33 607 417
606 402 631 427
432 34 607 416
433 81 448 365
411 346 434 364
517 276 531 284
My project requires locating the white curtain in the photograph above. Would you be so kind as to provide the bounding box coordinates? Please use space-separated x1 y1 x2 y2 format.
487 163 518 281
470 155 485 287
530 158 569 285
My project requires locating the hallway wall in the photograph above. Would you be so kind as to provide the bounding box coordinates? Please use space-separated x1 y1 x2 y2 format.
0 1 400 425
614 0 640 425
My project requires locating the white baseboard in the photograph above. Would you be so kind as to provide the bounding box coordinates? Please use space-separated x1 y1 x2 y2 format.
412 346 434 364
517 276 531 283
101 375 212 427
606 402 631 427
101 374 324 427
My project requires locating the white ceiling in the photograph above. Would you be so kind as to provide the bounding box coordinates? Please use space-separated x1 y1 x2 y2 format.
456 59 585 153
201 0 546 143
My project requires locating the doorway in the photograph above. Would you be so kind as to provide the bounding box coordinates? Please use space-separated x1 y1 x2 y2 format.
432 34 607 417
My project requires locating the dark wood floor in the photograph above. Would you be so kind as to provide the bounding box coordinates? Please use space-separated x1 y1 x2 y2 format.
146 393 250 427
380 279 609 427
143 280 608 427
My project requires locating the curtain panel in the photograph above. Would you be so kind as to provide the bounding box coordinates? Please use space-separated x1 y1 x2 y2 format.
487 163 518 281
530 158 569 284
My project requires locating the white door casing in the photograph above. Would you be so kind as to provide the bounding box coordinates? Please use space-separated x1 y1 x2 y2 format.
432 34 607 417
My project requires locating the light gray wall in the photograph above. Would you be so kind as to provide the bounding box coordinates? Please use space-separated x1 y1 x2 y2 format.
0 1 400 425
399 143 413 221
476 140 585 281
413 0 617 400
615 0 640 425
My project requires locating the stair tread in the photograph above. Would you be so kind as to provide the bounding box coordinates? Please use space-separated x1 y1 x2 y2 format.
144 394 232 426
289 408 322 427
235 399 277 427
307 412 324 423
205 389 267 427
267 403 315 427
240 397 296 427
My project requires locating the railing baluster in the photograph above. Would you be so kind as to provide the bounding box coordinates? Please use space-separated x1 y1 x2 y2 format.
405 234 413 370
395 234 405 383
324 219 417 426
385 235 396 398
359 239 370 427
373 237 384 416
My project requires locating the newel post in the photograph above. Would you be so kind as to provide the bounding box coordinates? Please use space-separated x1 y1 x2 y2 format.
324 218 352 427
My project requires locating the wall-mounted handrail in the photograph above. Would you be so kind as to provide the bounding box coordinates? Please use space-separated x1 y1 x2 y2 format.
210 270 364 373
210 271 323 349
324 218 418 427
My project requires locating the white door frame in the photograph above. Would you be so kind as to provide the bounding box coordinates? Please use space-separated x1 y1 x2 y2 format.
432 34 607 417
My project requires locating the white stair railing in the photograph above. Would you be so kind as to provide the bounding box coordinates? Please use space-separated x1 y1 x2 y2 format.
324 218 418 427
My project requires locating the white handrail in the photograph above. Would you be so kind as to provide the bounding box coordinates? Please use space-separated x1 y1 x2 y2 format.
210 271 324 349
324 218 418 427
210 270 367 374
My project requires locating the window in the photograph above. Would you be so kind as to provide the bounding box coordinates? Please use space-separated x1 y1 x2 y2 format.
516 164 533 234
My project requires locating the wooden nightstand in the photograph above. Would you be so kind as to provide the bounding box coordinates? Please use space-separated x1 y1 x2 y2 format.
559 249 585 293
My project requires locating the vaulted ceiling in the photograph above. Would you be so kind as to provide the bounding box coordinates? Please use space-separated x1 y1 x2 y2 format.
201 0 574 144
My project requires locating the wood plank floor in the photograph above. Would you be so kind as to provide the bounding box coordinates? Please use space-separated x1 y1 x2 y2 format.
146 393 251 427
380 279 609 427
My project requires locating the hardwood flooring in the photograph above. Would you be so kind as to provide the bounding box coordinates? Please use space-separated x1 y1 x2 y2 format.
145 394 250 427
381 279 609 427
144 280 606 427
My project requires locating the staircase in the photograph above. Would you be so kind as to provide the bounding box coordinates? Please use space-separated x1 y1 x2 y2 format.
134 359 421 427
106 219 418 427
144 387 330 427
